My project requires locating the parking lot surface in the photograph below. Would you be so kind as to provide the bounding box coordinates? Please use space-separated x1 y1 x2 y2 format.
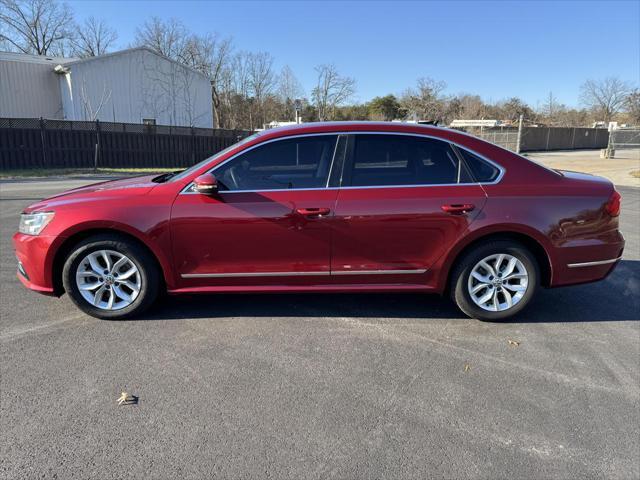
1 178 639 479
528 148 639 188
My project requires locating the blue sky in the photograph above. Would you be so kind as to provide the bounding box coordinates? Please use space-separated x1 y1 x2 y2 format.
69 0 639 108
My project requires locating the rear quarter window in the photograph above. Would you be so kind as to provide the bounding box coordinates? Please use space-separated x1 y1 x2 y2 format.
458 148 501 183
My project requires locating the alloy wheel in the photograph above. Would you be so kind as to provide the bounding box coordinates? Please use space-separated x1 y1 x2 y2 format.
467 253 529 312
75 250 141 310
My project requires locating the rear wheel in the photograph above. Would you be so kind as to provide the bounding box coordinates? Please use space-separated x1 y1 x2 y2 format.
451 241 539 321
62 234 160 320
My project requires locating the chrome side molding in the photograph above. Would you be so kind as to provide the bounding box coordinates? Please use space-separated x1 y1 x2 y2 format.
567 256 622 268
181 269 427 279
331 269 427 275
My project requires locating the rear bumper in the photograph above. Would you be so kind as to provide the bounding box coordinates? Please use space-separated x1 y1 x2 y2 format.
550 232 625 287
13 232 59 295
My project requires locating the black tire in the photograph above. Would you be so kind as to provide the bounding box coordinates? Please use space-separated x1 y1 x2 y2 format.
62 234 160 320
451 240 539 321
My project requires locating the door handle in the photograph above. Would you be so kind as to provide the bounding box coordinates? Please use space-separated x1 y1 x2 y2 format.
296 207 331 217
441 204 475 215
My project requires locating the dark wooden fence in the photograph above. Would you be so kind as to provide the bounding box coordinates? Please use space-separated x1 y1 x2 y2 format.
520 126 609 151
0 118 253 170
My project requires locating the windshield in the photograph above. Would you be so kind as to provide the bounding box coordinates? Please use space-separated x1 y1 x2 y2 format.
168 133 261 182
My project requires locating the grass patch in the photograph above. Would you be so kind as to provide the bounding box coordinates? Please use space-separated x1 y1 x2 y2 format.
631 170 640 179
0 167 180 179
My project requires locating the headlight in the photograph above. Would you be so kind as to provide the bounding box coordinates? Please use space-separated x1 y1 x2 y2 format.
19 212 55 235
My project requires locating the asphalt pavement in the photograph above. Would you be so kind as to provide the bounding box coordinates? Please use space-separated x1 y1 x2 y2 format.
1 178 639 479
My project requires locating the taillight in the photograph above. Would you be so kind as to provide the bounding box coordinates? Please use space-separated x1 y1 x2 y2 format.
605 190 621 217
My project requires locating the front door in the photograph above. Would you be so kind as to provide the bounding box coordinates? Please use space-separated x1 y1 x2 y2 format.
171 134 340 287
330 134 487 283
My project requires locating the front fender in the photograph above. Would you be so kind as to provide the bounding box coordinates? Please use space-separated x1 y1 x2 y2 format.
46 220 177 292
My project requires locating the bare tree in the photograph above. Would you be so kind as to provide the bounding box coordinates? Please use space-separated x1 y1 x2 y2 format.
79 77 111 120
135 18 234 128
247 51 276 126
134 17 189 61
447 94 486 121
71 16 117 57
498 97 535 123
541 91 560 124
278 65 304 119
138 48 208 127
580 77 631 123
222 51 252 128
230 51 251 98
0 0 74 55
278 65 303 100
312 64 356 121
400 77 447 122
624 89 640 124
183 33 233 128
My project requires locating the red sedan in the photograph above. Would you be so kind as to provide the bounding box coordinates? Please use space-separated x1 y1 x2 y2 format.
13 122 624 321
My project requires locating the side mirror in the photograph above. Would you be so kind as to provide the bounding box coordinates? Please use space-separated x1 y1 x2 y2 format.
193 173 218 195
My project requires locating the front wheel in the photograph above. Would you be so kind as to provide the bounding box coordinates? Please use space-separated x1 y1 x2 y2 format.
451 241 539 321
62 234 160 320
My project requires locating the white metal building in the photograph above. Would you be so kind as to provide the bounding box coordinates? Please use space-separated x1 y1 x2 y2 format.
0 48 213 127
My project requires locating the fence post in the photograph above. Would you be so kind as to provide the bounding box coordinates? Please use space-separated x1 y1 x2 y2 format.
605 126 614 159
94 119 101 172
39 117 47 168
516 115 523 154
545 127 551 151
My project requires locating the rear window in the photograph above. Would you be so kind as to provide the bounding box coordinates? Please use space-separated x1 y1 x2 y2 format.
457 148 501 183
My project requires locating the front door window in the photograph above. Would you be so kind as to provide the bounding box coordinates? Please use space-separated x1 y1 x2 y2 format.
215 135 338 191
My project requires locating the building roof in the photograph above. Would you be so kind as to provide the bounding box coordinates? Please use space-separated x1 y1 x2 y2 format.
0 47 210 81
63 47 210 81
0 51 78 64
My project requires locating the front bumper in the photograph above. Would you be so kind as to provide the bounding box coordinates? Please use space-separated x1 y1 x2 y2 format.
13 232 60 295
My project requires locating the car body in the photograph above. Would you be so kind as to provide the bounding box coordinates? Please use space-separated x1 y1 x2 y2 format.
13 122 624 320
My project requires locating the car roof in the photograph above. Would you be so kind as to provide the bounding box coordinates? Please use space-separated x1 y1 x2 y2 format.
258 121 445 138
254 121 493 151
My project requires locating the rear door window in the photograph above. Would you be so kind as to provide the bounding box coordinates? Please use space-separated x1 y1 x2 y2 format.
349 134 468 187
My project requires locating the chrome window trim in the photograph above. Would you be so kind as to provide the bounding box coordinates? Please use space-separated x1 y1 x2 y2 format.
181 133 340 195
180 131 506 195
450 144 505 184
181 269 427 278
567 256 622 268
325 134 343 188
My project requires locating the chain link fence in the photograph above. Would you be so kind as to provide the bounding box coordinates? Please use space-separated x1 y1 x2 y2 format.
465 127 519 152
459 126 610 153
610 129 640 150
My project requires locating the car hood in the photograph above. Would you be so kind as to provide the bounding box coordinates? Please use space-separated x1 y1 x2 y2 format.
24 175 159 213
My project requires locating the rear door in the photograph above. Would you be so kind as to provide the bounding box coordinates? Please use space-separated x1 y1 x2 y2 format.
330 133 487 283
